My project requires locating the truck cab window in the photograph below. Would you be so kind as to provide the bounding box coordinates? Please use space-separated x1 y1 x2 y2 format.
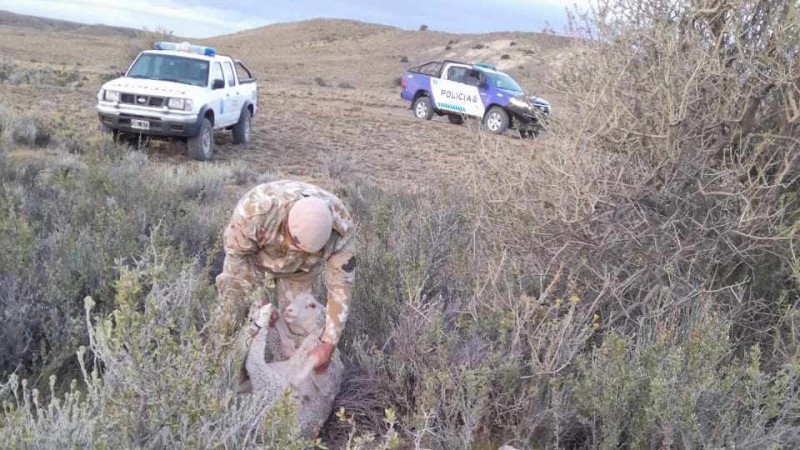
464 70 483 87
235 62 253 81
223 62 236 87
446 66 469 83
211 62 224 87
416 62 442 76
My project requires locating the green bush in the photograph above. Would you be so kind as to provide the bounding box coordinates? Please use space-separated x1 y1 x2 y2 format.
569 310 800 448
0 241 319 449
0 125 229 384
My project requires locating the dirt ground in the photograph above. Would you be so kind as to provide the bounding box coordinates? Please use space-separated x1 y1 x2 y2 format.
0 15 570 188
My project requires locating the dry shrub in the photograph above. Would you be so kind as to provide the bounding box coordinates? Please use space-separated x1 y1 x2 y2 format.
3 65 80 87
440 0 800 446
0 108 52 148
126 26 174 61
2 1 800 447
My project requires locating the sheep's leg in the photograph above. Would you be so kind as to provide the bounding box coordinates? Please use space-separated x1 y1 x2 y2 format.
286 334 323 387
244 305 274 378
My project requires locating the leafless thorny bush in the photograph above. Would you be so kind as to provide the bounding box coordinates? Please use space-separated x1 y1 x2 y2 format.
455 0 800 446
126 26 174 61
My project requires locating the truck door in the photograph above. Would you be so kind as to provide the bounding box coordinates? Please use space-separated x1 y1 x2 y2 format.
210 62 231 125
432 64 485 118
235 61 258 113
221 61 242 124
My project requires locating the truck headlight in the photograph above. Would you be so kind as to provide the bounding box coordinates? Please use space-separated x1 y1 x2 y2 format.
509 97 530 109
167 98 193 111
103 90 120 103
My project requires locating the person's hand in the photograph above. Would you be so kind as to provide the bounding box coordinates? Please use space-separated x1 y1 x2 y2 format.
309 341 335 374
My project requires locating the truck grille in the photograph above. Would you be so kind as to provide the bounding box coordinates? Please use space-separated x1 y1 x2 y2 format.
120 93 165 107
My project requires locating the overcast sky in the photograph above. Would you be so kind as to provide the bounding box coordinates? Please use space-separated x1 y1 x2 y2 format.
0 0 587 38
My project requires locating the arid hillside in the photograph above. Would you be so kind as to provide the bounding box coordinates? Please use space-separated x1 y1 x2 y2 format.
0 12 572 186
208 18 570 91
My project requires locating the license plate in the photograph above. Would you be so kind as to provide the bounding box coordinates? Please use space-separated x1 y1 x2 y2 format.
131 119 150 130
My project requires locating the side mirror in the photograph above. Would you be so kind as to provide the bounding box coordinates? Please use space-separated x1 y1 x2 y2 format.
212 79 225 90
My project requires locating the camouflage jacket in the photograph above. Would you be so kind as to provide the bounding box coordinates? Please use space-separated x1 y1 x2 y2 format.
216 180 356 345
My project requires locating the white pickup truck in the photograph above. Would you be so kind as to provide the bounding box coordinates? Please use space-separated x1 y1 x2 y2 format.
97 41 258 160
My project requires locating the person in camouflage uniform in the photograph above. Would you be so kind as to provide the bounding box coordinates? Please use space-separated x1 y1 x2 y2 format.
216 180 356 376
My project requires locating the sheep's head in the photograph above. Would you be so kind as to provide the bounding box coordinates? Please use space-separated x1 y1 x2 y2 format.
283 293 325 336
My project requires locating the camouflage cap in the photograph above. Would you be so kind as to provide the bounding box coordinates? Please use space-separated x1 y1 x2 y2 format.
287 196 333 253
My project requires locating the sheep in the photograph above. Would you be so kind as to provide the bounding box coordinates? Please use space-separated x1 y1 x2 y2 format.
244 294 344 438
265 292 326 362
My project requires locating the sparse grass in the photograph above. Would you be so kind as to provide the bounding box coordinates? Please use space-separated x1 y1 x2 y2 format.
501 54 511 60
472 43 485 50
338 81 355 89
315 76 328 87
399 56 408 63
1 64 80 87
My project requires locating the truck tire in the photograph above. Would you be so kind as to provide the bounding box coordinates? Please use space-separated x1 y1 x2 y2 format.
99 123 119 139
448 114 464 125
232 109 251 145
483 106 509 134
413 96 434 120
188 118 213 161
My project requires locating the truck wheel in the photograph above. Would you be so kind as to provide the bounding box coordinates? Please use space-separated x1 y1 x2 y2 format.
448 114 464 125
413 96 434 120
232 109 251 145
99 123 119 139
188 118 213 161
483 107 509 134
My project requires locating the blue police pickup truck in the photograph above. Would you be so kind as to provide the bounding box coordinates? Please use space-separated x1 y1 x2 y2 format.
400 60 550 137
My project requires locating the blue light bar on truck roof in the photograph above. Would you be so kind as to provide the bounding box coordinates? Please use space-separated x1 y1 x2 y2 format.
473 63 497 71
154 41 216 57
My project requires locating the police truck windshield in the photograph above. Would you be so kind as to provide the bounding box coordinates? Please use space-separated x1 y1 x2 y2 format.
486 72 524 93
127 54 210 87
